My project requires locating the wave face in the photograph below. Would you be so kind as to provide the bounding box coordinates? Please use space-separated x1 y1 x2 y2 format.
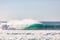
24 24 43 30
25 24 60 30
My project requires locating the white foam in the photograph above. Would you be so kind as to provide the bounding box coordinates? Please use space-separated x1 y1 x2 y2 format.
7 19 40 29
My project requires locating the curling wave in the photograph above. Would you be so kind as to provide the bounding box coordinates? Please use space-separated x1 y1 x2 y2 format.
1 19 41 30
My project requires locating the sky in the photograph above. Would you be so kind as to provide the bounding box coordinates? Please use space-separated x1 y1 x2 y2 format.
0 0 60 21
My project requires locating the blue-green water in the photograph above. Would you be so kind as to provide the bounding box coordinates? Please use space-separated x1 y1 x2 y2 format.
24 24 60 30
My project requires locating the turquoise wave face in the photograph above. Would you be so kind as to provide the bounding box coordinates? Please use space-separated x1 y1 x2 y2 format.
24 24 43 30
24 24 60 30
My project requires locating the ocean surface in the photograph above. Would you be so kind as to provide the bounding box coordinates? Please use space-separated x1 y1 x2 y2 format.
0 20 60 30
1 22 60 30
0 21 60 40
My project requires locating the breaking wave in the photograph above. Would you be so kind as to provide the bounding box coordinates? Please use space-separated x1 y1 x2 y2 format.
0 19 41 30
0 19 60 30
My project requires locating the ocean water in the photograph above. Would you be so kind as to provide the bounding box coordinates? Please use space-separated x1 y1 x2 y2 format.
1 23 60 30
0 19 60 30
0 20 60 40
24 23 60 30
